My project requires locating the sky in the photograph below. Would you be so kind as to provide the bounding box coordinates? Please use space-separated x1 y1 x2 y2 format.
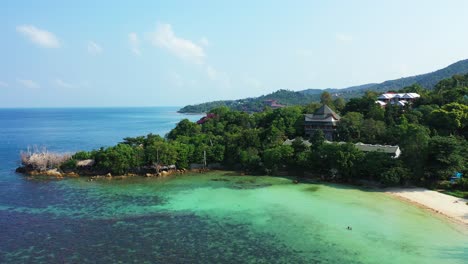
2 0 468 108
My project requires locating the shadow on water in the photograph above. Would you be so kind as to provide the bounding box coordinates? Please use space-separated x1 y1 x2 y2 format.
303 185 321 192
437 246 468 262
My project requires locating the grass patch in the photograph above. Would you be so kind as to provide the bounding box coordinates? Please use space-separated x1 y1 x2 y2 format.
441 190 468 199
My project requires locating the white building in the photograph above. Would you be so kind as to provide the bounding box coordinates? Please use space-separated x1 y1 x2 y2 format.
376 92 420 107
283 139 401 158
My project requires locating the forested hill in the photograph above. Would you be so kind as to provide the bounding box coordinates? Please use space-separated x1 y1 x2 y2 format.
340 58 468 93
179 59 468 113
178 90 319 113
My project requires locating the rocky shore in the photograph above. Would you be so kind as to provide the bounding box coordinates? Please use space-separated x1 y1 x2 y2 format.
16 164 190 180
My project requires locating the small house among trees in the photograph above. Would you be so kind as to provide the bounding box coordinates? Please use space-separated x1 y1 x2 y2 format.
354 143 401 158
304 105 341 141
263 99 285 109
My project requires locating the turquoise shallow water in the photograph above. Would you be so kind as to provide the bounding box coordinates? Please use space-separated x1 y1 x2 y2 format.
1 173 467 263
0 108 467 263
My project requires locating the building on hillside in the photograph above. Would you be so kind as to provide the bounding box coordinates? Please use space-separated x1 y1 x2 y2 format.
353 143 401 158
263 99 285 109
376 92 420 107
197 113 217 124
283 138 312 147
283 139 401 158
304 105 340 141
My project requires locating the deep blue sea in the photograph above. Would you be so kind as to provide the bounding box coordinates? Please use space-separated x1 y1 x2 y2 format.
1 107 467 264
0 107 203 262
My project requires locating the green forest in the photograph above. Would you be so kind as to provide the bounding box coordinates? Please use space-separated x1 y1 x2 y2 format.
60 74 468 196
179 59 468 113
178 89 321 113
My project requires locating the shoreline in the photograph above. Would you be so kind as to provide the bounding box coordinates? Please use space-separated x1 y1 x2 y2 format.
17 166 468 227
385 188 468 226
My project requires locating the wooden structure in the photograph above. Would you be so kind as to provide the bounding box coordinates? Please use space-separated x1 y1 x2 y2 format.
304 105 340 141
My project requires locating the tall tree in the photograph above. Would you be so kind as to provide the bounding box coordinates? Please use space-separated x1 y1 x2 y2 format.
320 91 332 106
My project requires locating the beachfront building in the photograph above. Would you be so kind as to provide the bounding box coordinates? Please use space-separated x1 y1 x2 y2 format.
304 105 340 141
376 92 420 107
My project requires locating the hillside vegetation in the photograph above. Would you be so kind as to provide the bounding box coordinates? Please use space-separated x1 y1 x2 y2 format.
179 89 320 113
180 59 468 113
25 74 468 196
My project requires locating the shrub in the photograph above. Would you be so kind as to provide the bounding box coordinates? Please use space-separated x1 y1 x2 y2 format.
454 178 468 191
20 147 71 171
60 159 77 170
436 180 452 190
380 167 410 186
72 151 93 160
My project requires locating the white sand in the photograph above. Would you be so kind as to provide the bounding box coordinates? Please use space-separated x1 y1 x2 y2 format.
386 188 468 225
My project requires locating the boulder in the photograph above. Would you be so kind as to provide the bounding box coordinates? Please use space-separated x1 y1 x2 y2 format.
45 169 63 178
64 172 79 177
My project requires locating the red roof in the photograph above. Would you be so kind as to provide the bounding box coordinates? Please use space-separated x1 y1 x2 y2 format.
197 113 217 124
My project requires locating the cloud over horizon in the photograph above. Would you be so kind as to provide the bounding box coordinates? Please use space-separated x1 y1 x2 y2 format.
128 32 141 55
149 23 205 64
16 25 60 48
87 41 103 55
199 37 210 47
54 79 73 89
335 33 353 43
18 79 40 89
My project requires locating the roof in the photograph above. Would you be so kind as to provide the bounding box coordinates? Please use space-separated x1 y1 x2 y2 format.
283 138 312 147
197 113 217 124
354 143 401 157
375 100 387 106
378 93 421 100
76 159 95 167
305 105 340 122
284 138 401 157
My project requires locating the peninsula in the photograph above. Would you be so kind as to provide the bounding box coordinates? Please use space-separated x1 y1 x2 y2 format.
17 74 468 204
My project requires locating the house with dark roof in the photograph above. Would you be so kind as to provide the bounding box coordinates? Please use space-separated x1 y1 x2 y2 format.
304 105 340 141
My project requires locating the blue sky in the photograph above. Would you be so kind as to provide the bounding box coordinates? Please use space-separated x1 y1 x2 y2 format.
2 0 468 107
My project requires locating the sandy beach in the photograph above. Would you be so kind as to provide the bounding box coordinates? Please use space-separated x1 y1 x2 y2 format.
386 188 468 225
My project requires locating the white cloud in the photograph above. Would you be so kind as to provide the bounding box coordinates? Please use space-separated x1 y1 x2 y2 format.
205 65 218 80
128 32 141 55
205 66 231 88
149 23 205 64
335 33 353 43
149 23 228 86
0 81 8 88
167 71 184 87
243 77 263 89
296 49 314 57
54 79 73 89
199 37 210 47
16 25 60 48
18 79 40 89
87 41 103 55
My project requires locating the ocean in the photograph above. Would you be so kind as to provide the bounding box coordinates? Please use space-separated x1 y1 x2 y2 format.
0 107 466 263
